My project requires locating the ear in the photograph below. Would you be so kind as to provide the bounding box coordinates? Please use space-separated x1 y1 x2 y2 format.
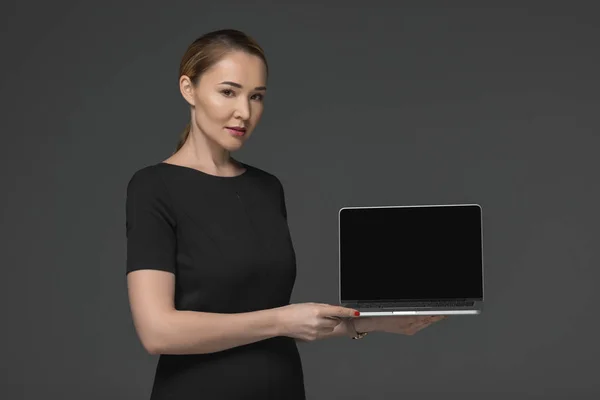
179 75 196 106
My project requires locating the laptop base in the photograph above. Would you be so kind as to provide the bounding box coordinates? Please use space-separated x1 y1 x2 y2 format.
355 309 480 317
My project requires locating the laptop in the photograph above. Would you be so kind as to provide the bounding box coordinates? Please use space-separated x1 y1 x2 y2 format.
338 204 484 316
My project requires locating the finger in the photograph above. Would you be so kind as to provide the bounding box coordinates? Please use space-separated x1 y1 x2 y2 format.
321 305 359 318
428 315 446 323
321 318 342 329
322 315 343 323
416 315 443 323
412 316 446 332
410 316 435 329
418 320 435 329
407 321 433 335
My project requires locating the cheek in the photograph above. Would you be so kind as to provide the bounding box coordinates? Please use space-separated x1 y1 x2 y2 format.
197 94 232 125
250 103 264 122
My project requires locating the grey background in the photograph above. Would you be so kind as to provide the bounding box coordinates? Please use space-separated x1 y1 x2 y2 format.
2 1 599 399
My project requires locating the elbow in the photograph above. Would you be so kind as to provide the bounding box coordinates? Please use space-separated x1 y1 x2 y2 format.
137 324 170 355
147 346 162 356
142 338 163 355
142 333 173 355
139 332 164 355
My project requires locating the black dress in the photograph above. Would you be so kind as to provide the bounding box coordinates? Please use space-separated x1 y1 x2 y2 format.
125 162 306 399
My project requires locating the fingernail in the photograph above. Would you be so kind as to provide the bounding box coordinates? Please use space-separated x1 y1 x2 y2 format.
354 311 360 316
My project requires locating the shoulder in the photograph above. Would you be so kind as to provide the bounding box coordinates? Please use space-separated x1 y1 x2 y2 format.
243 162 287 197
243 162 283 186
126 164 168 197
125 164 176 222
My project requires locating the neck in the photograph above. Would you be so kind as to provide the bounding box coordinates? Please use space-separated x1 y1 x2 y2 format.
180 129 234 171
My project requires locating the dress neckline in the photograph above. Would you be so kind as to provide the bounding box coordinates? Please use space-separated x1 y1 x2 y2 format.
158 161 250 180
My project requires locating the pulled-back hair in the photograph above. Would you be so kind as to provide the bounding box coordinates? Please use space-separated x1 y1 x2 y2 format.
175 29 268 152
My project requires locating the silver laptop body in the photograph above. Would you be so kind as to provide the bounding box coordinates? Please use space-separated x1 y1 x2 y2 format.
338 204 484 316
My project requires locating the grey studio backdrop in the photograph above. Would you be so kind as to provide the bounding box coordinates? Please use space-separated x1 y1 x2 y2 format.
2 1 599 399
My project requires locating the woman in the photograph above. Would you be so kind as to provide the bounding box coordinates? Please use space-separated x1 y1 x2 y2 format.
125 29 444 400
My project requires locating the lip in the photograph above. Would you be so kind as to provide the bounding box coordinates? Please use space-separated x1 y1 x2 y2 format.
225 127 247 137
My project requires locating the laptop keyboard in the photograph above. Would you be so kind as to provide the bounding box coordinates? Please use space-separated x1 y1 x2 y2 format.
353 301 475 308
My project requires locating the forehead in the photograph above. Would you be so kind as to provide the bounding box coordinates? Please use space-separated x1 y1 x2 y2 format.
201 51 267 86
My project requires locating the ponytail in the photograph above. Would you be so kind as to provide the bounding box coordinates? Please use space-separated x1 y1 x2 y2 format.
175 122 191 153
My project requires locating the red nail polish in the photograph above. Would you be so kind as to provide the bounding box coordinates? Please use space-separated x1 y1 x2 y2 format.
354 311 360 316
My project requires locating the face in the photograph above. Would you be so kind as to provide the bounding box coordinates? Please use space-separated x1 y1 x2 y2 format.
180 50 267 151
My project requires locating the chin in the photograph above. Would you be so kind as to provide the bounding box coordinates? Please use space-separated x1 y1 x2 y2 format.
222 139 246 152
224 133 251 151
224 144 243 152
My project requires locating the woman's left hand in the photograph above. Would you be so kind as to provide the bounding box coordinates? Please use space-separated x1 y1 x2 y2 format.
376 315 447 335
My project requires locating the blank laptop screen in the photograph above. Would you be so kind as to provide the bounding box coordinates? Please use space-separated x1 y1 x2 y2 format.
339 205 483 302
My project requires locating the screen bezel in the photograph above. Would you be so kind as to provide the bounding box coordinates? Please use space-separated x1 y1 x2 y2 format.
338 204 485 303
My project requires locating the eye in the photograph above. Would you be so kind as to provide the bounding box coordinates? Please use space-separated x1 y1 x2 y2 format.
221 89 235 97
251 93 264 102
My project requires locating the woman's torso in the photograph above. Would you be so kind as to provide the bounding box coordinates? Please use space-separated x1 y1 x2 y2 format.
146 162 305 399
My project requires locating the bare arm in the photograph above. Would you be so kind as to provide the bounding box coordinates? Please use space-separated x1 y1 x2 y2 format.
298 316 381 342
127 269 283 355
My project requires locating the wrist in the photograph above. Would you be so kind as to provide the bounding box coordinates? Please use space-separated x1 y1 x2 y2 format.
343 319 358 338
352 316 380 334
266 307 283 337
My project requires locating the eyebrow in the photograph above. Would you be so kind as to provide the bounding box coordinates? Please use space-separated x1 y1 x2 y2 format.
219 81 267 91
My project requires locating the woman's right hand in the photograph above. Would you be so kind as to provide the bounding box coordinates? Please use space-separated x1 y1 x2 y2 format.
276 302 359 342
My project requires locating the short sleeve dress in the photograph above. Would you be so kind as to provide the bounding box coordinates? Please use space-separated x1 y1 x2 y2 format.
125 162 306 400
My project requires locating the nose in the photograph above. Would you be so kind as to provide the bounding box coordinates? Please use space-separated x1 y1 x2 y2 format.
234 98 251 121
